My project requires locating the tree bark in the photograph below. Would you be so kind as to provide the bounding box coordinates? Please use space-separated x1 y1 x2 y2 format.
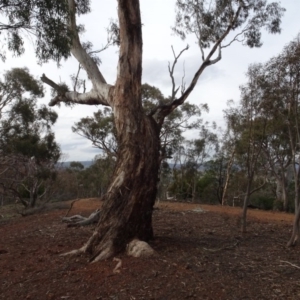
84 117 160 261
276 177 288 212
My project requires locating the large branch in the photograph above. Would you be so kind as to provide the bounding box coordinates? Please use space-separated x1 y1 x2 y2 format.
150 4 243 126
41 74 111 107
67 0 112 105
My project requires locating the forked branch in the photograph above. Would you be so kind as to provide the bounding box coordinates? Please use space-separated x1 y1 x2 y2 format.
168 45 189 101
150 4 243 126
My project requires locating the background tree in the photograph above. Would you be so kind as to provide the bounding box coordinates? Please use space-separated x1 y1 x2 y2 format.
169 124 218 202
224 65 269 232
261 37 300 246
0 68 61 207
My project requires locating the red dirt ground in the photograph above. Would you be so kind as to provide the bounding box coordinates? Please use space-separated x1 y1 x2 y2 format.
1 198 300 300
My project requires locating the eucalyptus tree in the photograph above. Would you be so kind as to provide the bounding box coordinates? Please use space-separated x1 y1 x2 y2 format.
258 58 293 212
0 68 61 207
185 125 219 202
267 37 300 246
225 64 269 232
0 0 285 260
218 108 239 205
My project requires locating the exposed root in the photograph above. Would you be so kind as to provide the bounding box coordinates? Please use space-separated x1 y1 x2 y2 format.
279 260 300 269
62 209 101 227
60 231 99 257
113 257 122 273
59 245 87 257
91 240 114 263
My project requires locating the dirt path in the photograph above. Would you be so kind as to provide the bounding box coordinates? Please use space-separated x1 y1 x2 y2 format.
0 199 299 300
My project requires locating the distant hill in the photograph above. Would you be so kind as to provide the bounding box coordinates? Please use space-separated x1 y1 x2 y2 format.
60 161 94 169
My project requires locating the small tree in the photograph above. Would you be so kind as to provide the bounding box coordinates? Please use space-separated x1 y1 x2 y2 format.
225 65 269 232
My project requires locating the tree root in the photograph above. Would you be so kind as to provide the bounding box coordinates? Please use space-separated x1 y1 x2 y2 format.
62 209 101 227
60 231 98 257
60 236 156 263
113 257 122 273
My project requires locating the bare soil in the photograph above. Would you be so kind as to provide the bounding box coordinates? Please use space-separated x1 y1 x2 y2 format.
1 198 300 300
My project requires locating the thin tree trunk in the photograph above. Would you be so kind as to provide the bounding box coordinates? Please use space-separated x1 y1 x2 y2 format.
222 149 235 205
281 179 288 212
275 176 289 211
241 175 253 233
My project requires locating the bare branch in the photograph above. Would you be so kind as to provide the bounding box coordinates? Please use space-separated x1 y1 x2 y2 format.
221 28 248 49
150 4 243 126
168 45 189 101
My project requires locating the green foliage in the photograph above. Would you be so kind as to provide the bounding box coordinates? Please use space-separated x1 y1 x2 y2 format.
250 195 274 210
69 161 84 172
50 154 116 201
0 97 60 162
0 0 92 63
72 84 204 161
0 67 61 207
72 107 117 156
173 0 285 48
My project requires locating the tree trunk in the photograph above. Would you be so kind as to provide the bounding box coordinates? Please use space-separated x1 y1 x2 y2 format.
241 174 253 233
29 185 38 208
72 0 161 262
222 149 235 205
83 116 160 261
287 204 300 247
275 177 288 211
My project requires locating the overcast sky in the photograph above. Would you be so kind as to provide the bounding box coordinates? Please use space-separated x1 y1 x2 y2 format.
1 1 300 162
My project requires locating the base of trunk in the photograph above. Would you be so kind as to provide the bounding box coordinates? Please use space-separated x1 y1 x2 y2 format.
287 209 300 247
62 116 160 261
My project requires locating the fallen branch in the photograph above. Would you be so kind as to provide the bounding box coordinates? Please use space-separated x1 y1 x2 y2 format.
62 209 101 227
203 239 240 252
279 260 300 270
